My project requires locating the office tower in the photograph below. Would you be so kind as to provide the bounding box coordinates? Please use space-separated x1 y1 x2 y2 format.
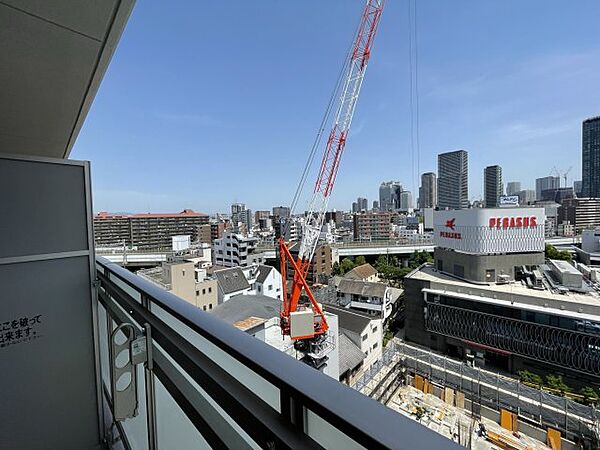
379 181 402 211
506 181 521 196
535 176 560 201
484 165 503 208
399 191 413 210
351 201 359 213
574 180 583 197
372 200 379 210
357 197 368 212
438 150 468 209
272 206 290 219
582 116 600 198
418 172 437 209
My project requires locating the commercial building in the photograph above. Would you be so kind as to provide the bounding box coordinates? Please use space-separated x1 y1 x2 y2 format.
379 181 402 211
535 176 560 201
353 211 392 241
574 180 583 198
418 172 437 209
272 205 290 219
94 209 209 249
516 189 536 206
483 165 503 208
438 150 468 210
432 207 545 282
558 197 600 232
506 181 521 196
213 231 259 267
582 116 600 198
405 207 600 384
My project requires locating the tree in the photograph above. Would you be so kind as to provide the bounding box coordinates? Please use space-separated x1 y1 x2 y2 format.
339 257 355 275
332 261 342 276
518 370 543 387
545 244 572 262
409 250 433 268
545 374 572 396
355 255 367 266
580 386 600 405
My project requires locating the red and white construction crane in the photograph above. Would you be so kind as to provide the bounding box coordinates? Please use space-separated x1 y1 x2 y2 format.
278 0 385 368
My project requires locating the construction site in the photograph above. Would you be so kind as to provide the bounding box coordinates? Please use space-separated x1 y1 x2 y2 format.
355 339 599 450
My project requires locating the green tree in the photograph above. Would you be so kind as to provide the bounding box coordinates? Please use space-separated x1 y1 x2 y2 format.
545 244 572 262
545 374 572 396
409 250 433 268
332 261 342 276
339 257 355 275
355 255 367 266
518 370 543 386
580 386 600 405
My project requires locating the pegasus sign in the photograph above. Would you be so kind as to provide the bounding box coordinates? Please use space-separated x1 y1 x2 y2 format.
433 207 545 254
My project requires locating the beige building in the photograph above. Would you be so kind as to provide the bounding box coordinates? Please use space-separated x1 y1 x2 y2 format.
139 260 218 311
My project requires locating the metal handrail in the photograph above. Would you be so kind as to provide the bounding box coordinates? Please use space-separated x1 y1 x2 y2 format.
96 256 459 449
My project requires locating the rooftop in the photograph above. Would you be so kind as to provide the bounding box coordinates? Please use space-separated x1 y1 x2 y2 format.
324 304 375 334
408 264 600 318
213 267 251 294
344 263 378 280
338 278 387 298
338 331 366 375
210 294 281 325
95 209 208 219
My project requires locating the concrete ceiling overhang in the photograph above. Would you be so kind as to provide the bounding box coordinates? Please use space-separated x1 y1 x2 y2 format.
0 0 135 159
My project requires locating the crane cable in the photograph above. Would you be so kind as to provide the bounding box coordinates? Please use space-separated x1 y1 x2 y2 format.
408 0 421 202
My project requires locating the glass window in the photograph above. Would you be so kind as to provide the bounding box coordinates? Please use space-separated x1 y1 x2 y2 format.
208 287 212 293
362 334 368 341
202 288 206 295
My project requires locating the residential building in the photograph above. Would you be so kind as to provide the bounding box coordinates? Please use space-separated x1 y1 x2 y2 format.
198 223 212 244
418 172 437 209
138 260 218 311
353 212 392 241
213 264 282 303
272 205 290 219
254 210 270 223
506 181 521 196
582 116 600 198
379 181 402 211
336 279 401 322
438 150 468 210
399 190 413 211
484 165 503 208
338 332 366 385
231 203 253 234
351 201 359 213
210 221 227 241
324 305 383 371
94 209 209 249
535 176 560 201
344 263 379 282
213 231 259 267
288 242 339 284
558 197 600 232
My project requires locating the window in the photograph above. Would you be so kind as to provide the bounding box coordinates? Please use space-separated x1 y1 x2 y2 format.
209 304 212 310
202 305 207 311
268 284 273 291
182 269 185 276
196 290 199 296
485 269 495 281
362 334 368 341
372 325 377 333
208 287 212 293
372 342 378 350
202 288 206 295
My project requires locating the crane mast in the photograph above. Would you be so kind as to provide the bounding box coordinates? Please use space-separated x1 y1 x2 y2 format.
279 0 385 365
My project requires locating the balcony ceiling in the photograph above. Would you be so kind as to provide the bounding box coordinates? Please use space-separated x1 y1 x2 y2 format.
0 0 134 159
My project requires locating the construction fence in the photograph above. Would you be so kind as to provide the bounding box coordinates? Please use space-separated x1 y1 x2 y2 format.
353 339 598 443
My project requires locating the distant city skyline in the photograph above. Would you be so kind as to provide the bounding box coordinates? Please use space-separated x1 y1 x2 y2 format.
71 1 600 213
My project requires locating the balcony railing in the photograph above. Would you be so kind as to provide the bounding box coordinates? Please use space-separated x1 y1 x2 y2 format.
96 256 459 449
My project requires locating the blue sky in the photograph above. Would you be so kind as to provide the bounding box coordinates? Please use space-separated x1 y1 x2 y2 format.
72 0 600 214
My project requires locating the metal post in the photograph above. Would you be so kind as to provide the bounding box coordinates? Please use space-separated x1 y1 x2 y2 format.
496 372 500 409
141 293 157 450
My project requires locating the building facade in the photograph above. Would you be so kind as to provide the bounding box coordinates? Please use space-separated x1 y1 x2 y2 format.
379 181 402 211
535 176 560 201
353 212 392 241
231 203 253 234
438 150 468 210
484 165 503 208
558 198 600 232
213 231 259 267
399 191 413 211
418 172 437 209
582 116 600 198
506 181 521 196
94 209 209 249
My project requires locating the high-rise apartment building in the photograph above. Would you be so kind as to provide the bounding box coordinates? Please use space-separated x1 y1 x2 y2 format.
506 181 521 196
535 176 560 201
272 206 290 219
558 198 600 232
379 181 402 211
231 203 253 234
418 172 437 209
438 150 468 210
582 116 600 198
94 209 209 249
484 165 503 208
